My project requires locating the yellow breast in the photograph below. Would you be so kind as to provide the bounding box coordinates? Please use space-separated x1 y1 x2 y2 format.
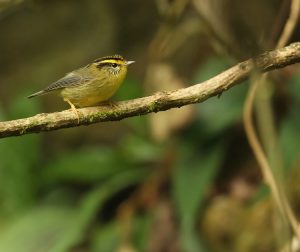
60 67 127 107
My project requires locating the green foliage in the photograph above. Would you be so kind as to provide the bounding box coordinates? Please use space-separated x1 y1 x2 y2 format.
172 144 224 252
288 72 300 103
91 215 152 252
0 88 155 251
193 57 231 83
0 92 41 215
42 147 131 184
42 134 161 185
279 72 300 169
194 57 248 135
116 77 149 134
115 77 143 101
280 112 300 169
119 134 163 163
91 221 122 252
0 1 299 251
0 170 147 252
0 207 75 252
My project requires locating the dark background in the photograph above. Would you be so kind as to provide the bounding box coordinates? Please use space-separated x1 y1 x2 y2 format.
0 0 300 251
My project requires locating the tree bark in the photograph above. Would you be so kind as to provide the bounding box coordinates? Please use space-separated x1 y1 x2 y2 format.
0 42 300 139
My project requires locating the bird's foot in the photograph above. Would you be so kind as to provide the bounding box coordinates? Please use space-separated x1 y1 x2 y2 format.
64 98 80 124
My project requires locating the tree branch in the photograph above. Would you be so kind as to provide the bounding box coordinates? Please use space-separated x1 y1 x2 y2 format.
0 42 300 139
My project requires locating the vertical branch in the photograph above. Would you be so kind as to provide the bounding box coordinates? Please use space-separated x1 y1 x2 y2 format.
243 0 300 245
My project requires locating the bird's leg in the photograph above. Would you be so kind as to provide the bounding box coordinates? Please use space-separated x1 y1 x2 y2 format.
64 98 80 123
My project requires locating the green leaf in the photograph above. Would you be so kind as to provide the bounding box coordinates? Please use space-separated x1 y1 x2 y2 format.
279 73 300 170
0 93 41 215
114 77 147 133
0 169 147 252
172 145 224 252
114 77 143 101
0 207 75 252
289 72 300 103
8 90 41 120
193 57 247 134
193 57 231 83
119 135 163 164
0 136 39 214
42 147 130 184
280 108 300 169
91 222 122 252
91 215 152 252
198 83 247 134
52 169 147 252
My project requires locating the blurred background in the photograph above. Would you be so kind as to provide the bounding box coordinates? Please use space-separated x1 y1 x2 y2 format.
0 0 300 251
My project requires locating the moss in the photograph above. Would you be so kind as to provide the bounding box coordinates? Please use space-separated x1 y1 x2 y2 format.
20 118 41 135
19 128 27 135
89 116 95 123
89 110 122 122
108 110 121 117
147 101 160 113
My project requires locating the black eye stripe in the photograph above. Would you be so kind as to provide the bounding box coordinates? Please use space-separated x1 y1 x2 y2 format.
97 62 120 68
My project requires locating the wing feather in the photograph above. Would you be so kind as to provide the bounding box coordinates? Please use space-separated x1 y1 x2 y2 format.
44 73 91 92
28 70 94 99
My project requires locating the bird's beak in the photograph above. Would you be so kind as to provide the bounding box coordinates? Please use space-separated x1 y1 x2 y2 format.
126 60 135 65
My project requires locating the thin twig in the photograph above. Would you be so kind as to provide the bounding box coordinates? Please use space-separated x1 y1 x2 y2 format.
0 42 300 139
243 0 300 246
277 0 300 48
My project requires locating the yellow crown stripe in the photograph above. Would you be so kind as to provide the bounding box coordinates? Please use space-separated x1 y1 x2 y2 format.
98 59 123 65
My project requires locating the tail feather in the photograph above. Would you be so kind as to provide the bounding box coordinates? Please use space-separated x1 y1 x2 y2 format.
27 90 46 99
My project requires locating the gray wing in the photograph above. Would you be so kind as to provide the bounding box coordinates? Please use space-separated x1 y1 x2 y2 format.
44 72 92 92
28 72 93 99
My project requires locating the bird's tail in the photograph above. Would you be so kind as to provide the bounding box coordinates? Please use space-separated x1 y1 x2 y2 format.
27 90 46 99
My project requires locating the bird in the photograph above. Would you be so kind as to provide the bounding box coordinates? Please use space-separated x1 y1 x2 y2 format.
28 55 135 122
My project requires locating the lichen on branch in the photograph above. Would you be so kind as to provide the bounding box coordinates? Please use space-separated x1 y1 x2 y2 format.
0 42 300 139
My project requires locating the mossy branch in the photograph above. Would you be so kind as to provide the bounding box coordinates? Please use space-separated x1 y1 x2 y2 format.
1 42 300 139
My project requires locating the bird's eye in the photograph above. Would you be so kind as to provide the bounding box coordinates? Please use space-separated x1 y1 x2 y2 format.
112 63 118 68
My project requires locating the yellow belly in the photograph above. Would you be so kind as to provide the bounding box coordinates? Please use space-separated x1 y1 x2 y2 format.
60 77 123 107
